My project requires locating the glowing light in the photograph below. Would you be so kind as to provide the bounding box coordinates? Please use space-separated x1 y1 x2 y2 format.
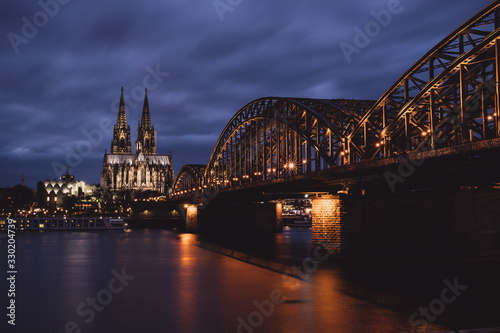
302 160 306 164
375 143 380 147
289 162 295 169
422 132 427 136
488 115 493 121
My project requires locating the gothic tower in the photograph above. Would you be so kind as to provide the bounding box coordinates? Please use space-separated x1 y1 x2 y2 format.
135 89 157 155
111 87 132 154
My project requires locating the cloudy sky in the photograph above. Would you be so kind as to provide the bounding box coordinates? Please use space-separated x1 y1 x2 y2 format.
0 0 494 188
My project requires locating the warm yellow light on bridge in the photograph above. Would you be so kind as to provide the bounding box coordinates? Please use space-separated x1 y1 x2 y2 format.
302 160 306 164
289 162 295 169
488 115 494 121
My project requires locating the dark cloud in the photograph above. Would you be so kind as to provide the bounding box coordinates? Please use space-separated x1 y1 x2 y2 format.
0 0 493 187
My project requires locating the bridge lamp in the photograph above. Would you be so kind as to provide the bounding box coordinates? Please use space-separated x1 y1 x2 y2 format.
302 160 306 164
340 152 345 156
375 143 380 148
488 115 494 121
289 162 295 169
421 132 427 136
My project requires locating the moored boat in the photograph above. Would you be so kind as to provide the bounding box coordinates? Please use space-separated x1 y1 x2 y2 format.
0 217 127 231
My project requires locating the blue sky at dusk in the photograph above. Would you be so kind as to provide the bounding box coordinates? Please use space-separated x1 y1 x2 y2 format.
0 0 493 188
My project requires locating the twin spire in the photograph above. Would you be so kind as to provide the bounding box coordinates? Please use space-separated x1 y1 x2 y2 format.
116 87 128 128
111 87 156 155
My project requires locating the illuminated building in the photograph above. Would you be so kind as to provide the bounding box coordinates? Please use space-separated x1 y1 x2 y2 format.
100 88 174 194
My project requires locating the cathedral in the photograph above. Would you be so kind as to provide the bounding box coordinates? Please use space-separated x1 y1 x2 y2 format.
100 88 174 194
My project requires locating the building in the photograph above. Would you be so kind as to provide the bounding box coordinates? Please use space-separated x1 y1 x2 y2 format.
43 168 96 206
100 88 174 194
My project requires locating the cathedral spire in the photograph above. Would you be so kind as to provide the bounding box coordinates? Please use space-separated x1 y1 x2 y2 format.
135 89 156 155
111 87 132 154
117 86 128 127
141 88 151 128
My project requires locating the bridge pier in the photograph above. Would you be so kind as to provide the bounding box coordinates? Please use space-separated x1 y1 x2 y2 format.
185 204 198 232
310 186 500 260
196 201 283 233
311 195 348 259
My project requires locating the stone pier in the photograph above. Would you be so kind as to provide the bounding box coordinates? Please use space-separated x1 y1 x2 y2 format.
197 201 283 233
185 204 198 232
311 195 347 259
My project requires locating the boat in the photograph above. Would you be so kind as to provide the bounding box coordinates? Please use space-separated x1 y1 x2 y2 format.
0 217 128 231
287 219 312 227
284 215 312 227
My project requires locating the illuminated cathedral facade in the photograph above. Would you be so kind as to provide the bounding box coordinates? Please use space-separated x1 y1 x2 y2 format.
100 88 174 194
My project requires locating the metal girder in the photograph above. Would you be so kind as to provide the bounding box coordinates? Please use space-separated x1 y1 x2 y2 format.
347 1 500 161
172 164 206 195
204 98 373 187
170 2 500 196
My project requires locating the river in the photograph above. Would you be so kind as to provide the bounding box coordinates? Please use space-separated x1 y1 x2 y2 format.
3 227 499 332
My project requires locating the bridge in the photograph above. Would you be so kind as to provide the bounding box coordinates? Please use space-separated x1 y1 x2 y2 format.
169 2 500 259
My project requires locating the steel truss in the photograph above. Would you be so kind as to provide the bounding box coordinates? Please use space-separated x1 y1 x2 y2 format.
347 1 500 161
172 164 206 196
172 1 500 195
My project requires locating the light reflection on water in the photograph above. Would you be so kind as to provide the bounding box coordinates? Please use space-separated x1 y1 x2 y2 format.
7 229 460 332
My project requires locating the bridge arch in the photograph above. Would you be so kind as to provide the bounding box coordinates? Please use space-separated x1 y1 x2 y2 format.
204 97 373 187
172 2 500 195
347 1 500 162
171 164 206 196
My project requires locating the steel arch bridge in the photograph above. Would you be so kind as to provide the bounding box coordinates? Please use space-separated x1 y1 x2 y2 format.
172 1 500 197
172 164 206 195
